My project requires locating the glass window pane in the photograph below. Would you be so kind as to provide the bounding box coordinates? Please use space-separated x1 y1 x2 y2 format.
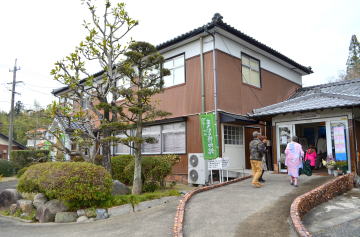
163 74 173 88
250 59 259 70
164 60 173 70
173 67 185 85
242 55 250 66
173 55 184 67
250 70 260 87
242 66 250 84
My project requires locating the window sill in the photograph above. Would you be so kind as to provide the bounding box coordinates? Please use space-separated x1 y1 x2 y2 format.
241 81 262 90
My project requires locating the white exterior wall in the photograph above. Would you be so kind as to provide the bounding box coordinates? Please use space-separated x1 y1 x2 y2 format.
159 29 303 86
0 137 9 146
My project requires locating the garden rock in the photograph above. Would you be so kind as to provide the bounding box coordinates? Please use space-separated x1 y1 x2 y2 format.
36 205 54 223
84 208 97 218
55 212 78 223
17 199 34 214
9 203 18 215
33 193 47 209
0 189 22 209
88 217 96 222
36 199 69 223
77 209 86 217
76 216 89 223
95 209 109 220
112 180 130 195
45 199 68 214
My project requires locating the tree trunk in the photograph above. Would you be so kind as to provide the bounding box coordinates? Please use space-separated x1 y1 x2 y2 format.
132 118 143 194
102 130 112 174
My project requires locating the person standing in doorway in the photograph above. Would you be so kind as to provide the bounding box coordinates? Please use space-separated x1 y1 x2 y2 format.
249 131 267 188
285 136 304 187
316 135 327 169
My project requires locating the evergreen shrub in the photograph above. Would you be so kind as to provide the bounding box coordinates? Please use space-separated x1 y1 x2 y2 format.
0 159 15 177
10 150 49 169
17 162 112 207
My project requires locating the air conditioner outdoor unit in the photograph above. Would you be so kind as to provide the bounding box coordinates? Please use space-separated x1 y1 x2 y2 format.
188 153 208 185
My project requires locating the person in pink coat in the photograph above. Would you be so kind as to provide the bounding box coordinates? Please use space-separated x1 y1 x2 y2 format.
304 145 317 169
285 136 304 187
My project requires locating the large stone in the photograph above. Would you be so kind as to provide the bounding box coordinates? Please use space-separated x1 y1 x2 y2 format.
77 209 86 217
36 205 54 223
35 199 69 223
76 215 89 223
45 199 68 214
9 203 18 215
95 209 109 220
0 189 22 209
55 212 78 223
84 208 96 218
112 180 131 195
17 199 34 214
33 193 47 209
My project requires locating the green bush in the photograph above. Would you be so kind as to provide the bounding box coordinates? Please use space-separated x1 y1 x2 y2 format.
143 181 159 193
111 154 179 188
17 162 112 208
10 150 49 170
0 160 15 177
111 155 134 185
16 167 28 178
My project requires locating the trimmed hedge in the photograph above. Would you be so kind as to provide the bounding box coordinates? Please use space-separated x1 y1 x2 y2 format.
17 162 112 207
111 154 179 188
10 150 50 169
0 159 15 177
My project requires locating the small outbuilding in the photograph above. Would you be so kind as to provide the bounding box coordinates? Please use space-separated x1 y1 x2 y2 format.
250 78 360 174
0 133 27 159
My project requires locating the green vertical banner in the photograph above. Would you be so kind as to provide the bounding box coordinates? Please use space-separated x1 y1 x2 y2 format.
200 113 219 160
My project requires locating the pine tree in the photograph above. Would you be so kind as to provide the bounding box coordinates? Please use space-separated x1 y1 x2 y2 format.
345 34 360 80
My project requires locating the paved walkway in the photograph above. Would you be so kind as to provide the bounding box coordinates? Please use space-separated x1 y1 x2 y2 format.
184 173 332 237
303 188 360 237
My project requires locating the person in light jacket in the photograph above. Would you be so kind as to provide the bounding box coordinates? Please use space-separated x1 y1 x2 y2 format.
285 136 304 187
249 131 267 188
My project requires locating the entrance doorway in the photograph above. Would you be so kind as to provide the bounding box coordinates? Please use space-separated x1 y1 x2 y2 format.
222 124 245 171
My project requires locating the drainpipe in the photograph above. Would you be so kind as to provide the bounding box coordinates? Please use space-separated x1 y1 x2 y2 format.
206 30 219 156
200 37 205 113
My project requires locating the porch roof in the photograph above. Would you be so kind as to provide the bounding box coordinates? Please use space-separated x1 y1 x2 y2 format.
250 79 360 117
220 111 258 124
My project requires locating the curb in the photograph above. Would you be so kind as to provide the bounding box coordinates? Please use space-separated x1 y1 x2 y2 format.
290 173 355 237
173 175 251 237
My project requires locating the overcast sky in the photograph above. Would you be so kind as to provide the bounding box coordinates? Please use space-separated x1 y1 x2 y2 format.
0 0 359 112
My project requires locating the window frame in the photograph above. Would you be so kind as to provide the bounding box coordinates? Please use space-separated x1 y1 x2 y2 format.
162 53 186 88
241 53 262 88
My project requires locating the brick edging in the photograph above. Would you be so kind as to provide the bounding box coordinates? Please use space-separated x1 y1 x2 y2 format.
290 173 355 237
173 175 251 237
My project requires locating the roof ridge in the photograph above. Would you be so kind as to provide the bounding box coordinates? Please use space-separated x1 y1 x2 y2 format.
298 78 360 92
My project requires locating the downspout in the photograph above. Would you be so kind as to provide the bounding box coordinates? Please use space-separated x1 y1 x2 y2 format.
207 30 220 156
200 37 205 113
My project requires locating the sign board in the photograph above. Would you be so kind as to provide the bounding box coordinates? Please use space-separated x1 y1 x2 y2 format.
333 125 347 161
208 157 230 170
200 113 219 160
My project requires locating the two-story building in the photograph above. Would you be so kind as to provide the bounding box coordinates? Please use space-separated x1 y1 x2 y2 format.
53 13 312 183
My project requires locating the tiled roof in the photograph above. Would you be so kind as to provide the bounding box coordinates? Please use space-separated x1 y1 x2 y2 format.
158 13 313 75
251 79 360 117
56 116 91 133
52 13 313 96
0 133 27 149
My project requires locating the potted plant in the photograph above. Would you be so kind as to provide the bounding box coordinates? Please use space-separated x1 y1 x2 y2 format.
322 155 336 175
335 161 347 175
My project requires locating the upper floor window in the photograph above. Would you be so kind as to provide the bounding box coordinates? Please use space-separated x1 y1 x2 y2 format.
163 54 185 88
242 54 261 88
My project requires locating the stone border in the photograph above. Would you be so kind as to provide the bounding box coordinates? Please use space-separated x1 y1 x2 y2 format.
290 173 355 237
173 175 251 237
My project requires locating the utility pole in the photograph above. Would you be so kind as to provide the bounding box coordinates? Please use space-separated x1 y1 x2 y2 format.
7 59 21 160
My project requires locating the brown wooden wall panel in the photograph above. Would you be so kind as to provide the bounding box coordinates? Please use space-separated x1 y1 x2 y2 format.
349 119 357 173
216 50 301 114
150 52 214 119
355 120 360 174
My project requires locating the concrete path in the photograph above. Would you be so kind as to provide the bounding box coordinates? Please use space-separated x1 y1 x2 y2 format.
0 180 17 191
184 173 332 237
303 188 360 237
0 196 180 237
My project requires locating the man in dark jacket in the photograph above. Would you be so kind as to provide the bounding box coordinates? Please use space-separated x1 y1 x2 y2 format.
249 131 267 188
